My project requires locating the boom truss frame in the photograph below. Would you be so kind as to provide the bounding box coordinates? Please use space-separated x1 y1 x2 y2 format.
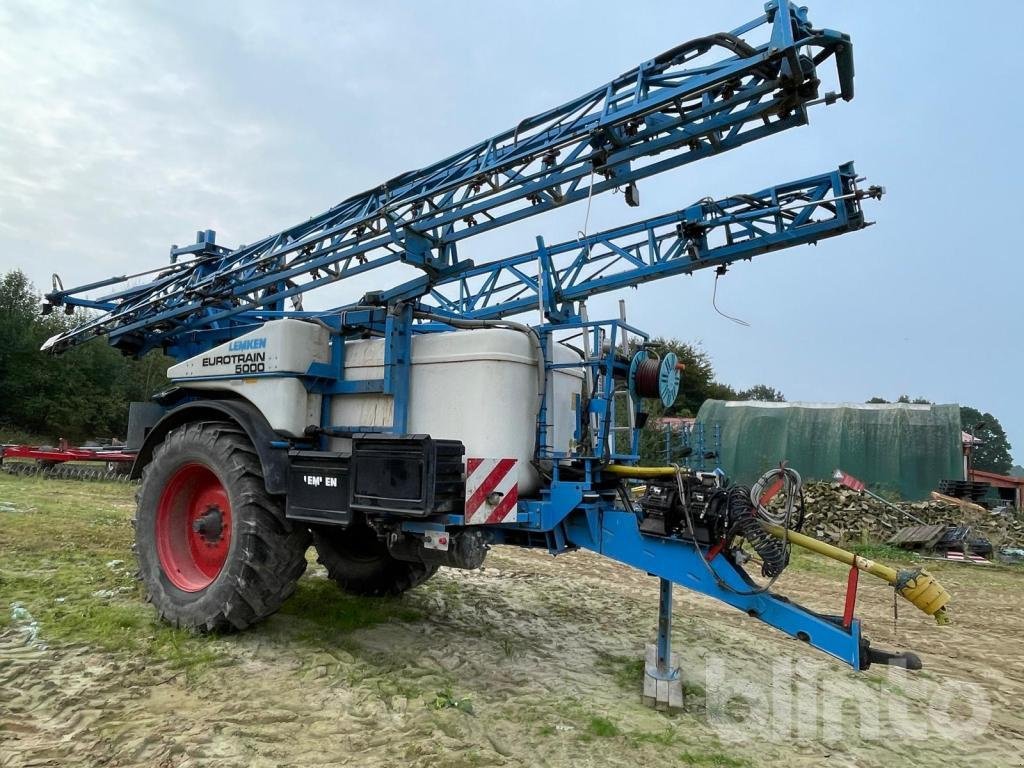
43 0 854 357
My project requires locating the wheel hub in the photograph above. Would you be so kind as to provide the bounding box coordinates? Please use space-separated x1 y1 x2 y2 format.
192 506 225 545
155 463 233 592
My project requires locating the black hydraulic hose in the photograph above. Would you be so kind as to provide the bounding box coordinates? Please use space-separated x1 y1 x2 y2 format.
673 466 786 597
725 485 789 578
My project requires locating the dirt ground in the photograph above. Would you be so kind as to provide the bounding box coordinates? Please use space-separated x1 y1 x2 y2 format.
1 474 1022 768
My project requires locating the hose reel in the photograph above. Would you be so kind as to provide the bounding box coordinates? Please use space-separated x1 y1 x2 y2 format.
628 351 681 407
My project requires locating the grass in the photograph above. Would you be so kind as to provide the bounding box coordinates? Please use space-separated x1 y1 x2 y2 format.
0 473 427 683
9 470 1014 768
278 576 424 637
595 651 645 692
528 693 750 765
585 715 619 738
847 542 921 563
430 685 475 714
629 728 678 747
0 474 228 677
784 539 925 577
783 547 843 576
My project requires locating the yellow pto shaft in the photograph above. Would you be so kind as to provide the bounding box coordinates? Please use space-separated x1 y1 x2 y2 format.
762 524 951 624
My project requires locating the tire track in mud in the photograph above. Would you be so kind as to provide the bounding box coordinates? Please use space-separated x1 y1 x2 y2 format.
2 547 1022 767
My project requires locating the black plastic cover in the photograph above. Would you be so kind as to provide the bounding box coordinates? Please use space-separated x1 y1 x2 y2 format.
350 435 464 517
286 450 352 526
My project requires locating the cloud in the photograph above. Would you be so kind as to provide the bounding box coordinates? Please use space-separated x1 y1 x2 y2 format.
0 0 445 302
0 1 300 289
1 1 1021 460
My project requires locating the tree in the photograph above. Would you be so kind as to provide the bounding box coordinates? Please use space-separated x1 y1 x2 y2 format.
0 270 65 432
0 269 169 442
866 395 932 404
961 405 1013 475
737 384 785 402
635 337 782 465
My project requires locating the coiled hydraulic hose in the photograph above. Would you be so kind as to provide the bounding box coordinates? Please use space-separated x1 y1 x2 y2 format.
750 465 804 527
725 485 790 578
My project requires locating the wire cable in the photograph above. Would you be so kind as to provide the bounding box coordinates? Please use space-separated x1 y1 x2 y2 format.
712 270 751 327
673 465 783 597
750 466 804 527
577 169 597 243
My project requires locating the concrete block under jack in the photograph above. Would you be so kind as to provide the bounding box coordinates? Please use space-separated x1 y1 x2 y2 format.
642 644 683 712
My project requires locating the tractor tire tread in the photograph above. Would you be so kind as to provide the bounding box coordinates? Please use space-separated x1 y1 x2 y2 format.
135 420 309 633
311 525 438 597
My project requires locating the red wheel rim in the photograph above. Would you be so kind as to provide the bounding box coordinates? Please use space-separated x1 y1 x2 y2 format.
155 463 232 592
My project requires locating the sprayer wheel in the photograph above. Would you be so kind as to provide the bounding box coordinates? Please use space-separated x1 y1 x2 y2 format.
134 421 309 632
311 521 437 597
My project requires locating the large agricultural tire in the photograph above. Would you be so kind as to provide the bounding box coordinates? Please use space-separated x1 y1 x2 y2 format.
134 421 310 632
311 522 437 597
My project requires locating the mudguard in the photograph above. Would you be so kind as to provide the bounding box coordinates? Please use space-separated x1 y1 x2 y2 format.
131 394 290 494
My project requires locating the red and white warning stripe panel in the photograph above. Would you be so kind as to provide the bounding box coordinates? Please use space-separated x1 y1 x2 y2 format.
465 458 519 524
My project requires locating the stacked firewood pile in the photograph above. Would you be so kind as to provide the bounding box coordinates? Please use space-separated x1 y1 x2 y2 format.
795 482 1024 547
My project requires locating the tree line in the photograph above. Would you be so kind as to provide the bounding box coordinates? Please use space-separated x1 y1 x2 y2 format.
0 270 168 443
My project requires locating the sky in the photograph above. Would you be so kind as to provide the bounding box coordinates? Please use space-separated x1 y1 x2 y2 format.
0 1 1021 463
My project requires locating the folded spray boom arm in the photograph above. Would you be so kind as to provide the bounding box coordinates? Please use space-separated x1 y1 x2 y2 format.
42 0 855 357
390 163 881 322
43 164 881 359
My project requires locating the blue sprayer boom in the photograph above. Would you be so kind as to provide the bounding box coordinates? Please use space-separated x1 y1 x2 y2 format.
41 1 947 706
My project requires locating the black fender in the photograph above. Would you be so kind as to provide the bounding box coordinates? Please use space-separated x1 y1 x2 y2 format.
131 397 290 494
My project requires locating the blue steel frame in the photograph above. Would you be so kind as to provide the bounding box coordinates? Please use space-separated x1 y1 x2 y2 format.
445 465 865 667
50 163 877 367
39 2 877 670
560 510 862 668
44 0 855 357
662 421 722 470
284 308 869 668
401 163 876 323
164 166 878 456
537 317 649 463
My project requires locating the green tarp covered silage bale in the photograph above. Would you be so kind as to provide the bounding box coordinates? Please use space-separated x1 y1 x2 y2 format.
694 401 962 500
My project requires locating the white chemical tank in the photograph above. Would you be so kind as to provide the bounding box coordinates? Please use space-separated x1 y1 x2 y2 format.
332 328 583 494
167 319 329 437
168 320 584 495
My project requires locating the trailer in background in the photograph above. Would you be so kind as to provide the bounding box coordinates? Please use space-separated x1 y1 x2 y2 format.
1 439 136 477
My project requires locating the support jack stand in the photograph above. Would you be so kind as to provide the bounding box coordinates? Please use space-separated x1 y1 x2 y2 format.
643 578 684 711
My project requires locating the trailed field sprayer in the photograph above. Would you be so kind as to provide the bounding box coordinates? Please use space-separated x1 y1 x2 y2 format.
42 2 948 706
